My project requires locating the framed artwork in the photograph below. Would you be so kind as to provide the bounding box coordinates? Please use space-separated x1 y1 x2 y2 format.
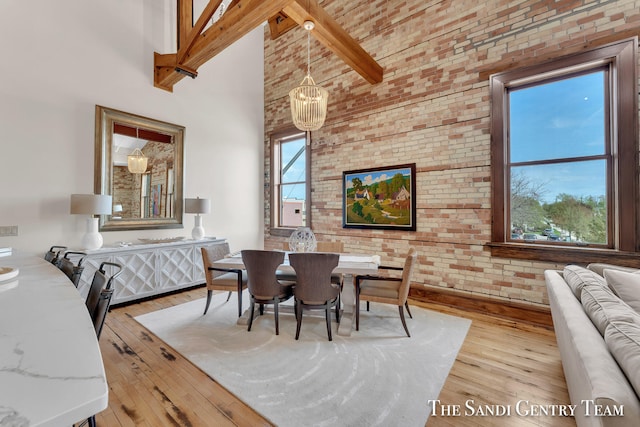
342 163 416 231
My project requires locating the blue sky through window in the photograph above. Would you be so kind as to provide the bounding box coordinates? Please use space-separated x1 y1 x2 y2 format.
509 71 606 203
281 137 306 200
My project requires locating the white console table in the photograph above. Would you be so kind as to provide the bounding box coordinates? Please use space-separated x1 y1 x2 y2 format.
77 238 226 305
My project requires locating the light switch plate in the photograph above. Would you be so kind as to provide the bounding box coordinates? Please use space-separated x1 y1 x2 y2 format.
0 226 18 236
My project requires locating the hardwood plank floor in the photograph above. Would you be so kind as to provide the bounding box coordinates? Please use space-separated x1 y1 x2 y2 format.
95 288 576 427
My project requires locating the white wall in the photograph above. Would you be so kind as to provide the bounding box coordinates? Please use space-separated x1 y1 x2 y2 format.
0 0 264 255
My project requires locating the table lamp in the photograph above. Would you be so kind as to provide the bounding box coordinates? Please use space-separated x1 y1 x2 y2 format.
184 197 211 240
70 194 113 250
113 203 123 219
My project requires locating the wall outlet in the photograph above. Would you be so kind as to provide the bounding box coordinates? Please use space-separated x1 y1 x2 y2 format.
0 226 18 236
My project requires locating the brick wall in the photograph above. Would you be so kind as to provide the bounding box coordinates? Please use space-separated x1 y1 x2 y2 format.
263 0 640 306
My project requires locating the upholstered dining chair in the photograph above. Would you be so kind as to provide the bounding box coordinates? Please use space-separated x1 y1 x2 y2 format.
241 250 294 335
201 244 248 317
315 241 344 253
58 251 87 288
289 252 340 341
278 240 344 287
355 247 417 337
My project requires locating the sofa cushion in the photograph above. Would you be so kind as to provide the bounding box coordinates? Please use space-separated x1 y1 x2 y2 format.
564 264 607 301
587 263 639 277
604 319 640 399
581 284 640 336
603 269 640 314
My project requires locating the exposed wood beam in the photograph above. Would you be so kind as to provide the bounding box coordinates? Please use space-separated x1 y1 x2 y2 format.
154 0 383 91
268 11 297 40
283 0 383 84
177 0 224 64
185 0 293 69
177 0 193 51
155 0 293 91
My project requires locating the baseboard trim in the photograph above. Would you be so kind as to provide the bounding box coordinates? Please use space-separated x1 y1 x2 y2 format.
409 286 553 329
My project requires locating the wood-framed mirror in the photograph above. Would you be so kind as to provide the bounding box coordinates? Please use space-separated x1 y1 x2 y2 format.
94 105 184 231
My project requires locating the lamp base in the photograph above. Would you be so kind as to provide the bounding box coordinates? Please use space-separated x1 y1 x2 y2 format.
191 215 205 240
82 217 104 250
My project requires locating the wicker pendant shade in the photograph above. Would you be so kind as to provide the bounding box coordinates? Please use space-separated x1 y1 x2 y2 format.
127 148 147 173
127 127 148 173
289 21 328 132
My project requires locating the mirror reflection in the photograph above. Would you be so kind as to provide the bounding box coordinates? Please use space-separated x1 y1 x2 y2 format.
95 106 184 231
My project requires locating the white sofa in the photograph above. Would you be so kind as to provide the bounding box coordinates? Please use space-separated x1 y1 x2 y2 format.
545 264 640 427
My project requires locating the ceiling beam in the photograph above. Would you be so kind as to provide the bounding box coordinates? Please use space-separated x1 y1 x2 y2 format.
155 0 292 91
283 0 383 84
177 0 223 64
268 11 297 40
154 0 383 92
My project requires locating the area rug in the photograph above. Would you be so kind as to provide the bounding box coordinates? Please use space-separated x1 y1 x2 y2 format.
135 293 471 427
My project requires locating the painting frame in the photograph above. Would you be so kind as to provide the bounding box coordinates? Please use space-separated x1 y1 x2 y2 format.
342 163 416 231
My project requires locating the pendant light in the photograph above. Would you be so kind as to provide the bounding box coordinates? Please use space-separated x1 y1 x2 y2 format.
127 127 148 174
289 20 328 131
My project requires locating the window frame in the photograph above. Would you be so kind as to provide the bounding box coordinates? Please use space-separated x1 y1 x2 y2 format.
489 37 638 264
270 128 311 237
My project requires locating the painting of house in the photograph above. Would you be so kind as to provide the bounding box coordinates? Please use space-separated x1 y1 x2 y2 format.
343 164 416 230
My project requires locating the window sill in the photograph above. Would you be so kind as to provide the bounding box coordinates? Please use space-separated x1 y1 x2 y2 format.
488 242 640 268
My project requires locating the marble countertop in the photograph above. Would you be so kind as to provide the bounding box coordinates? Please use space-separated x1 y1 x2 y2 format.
0 254 107 426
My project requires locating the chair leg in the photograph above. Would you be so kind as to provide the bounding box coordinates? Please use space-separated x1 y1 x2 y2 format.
355 289 360 331
295 302 303 340
225 291 232 302
325 301 333 341
247 299 255 332
88 415 96 427
405 301 413 319
274 298 280 335
399 305 411 337
203 290 213 315
237 275 243 317
335 297 340 323
366 301 370 311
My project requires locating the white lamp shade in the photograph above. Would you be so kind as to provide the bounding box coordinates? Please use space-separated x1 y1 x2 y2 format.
70 194 113 215
184 198 211 214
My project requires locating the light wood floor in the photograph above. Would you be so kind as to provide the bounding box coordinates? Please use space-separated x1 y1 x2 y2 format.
95 287 576 427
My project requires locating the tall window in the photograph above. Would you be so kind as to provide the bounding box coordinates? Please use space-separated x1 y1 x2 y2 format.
490 38 638 260
271 129 310 232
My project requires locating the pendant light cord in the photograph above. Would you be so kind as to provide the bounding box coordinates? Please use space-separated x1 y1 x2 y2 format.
306 29 311 75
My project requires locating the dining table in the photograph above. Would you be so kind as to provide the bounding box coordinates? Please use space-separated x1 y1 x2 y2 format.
211 251 380 336
0 252 108 426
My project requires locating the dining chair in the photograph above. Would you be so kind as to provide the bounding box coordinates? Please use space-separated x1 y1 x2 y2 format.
289 252 340 341
355 247 417 337
58 251 87 288
201 244 248 317
241 250 294 335
278 240 343 287
315 241 344 253
85 261 122 318
82 264 119 427
44 245 67 266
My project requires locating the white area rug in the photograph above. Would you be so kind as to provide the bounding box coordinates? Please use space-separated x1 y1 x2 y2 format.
135 293 471 427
